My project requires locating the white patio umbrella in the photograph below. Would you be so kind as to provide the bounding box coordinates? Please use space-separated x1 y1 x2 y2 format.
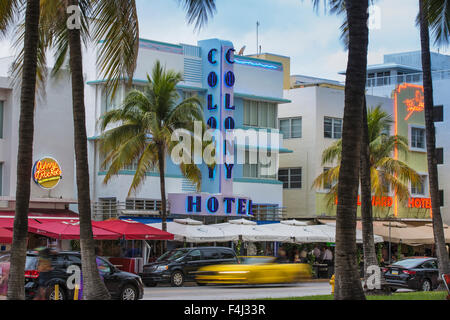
299 224 384 244
263 221 329 243
211 219 291 242
147 218 235 243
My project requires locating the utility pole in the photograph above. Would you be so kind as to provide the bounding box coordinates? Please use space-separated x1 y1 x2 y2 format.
256 21 260 56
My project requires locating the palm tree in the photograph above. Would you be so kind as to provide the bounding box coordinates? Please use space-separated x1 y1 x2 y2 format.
1 0 40 300
315 105 422 293
99 61 206 245
46 0 216 299
314 106 421 205
417 0 450 284
360 98 378 294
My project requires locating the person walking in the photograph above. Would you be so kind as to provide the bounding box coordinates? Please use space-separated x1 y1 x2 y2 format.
322 247 334 278
34 247 54 300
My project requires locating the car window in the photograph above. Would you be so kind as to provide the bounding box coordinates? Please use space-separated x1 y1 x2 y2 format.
187 249 202 261
202 249 220 260
51 255 66 268
96 257 112 274
392 259 424 269
220 250 236 260
422 261 438 269
66 255 82 265
157 249 189 262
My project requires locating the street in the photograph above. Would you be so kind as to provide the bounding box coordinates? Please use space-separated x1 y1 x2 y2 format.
142 281 333 300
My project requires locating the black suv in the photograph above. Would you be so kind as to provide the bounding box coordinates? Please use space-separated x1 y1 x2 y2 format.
141 247 238 287
3 251 144 300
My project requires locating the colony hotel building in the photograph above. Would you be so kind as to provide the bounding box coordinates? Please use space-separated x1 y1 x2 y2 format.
85 38 290 223
0 38 289 230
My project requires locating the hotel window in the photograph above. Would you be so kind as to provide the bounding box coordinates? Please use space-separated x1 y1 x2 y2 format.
411 127 426 150
243 100 277 129
324 117 342 139
279 117 302 139
243 150 276 179
0 101 3 139
436 148 444 165
376 71 390 86
278 168 302 189
367 73 375 87
411 175 426 196
434 105 444 122
102 86 122 113
397 72 405 84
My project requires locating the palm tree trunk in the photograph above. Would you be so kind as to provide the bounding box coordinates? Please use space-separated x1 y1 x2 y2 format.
66 0 110 300
157 144 167 253
7 0 40 300
334 0 369 300
419 0 450 284
360 98 381 294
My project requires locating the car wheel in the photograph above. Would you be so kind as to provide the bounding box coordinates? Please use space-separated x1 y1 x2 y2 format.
144 281 157 287
46 285 66 300
171 271 184 287
120 285 138 300
421 279 432 292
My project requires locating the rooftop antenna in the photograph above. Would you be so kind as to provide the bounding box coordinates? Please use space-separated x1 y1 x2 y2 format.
256 21 260 56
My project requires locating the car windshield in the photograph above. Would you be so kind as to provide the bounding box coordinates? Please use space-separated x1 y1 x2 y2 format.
239 257 275 265
157 249 189 262
392 259 426 269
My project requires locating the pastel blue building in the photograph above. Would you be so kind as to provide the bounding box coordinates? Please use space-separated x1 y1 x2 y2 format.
85 38 291 223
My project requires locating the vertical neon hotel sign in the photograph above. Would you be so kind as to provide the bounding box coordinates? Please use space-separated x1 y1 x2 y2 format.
181 43 253 216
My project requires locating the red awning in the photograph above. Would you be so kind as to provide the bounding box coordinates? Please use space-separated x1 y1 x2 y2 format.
0 218 49 232
92 219 174 240
0 227 13 244
31 221 122 240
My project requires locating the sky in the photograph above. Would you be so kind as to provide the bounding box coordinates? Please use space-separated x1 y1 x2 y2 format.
1 0 449 81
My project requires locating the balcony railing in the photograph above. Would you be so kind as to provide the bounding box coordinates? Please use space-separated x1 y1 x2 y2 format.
92 200 286 222
366 69 450 88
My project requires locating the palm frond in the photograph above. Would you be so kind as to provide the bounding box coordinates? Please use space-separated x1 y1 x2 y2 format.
177 0 216 31
91 0 139 98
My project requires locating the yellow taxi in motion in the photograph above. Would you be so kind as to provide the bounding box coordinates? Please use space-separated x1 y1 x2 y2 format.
195 256 312 285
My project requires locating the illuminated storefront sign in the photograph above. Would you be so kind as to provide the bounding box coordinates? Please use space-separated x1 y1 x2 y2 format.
334 196 431 209
32 157 62 190
404 89 424 121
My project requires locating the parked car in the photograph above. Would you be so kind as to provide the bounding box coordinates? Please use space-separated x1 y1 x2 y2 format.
0 251 144 300
382 257 440 292
140 247 238 287
195 256 312 285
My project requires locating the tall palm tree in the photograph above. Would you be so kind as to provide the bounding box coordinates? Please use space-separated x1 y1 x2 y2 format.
99 61 206 242
310 0 370 300
417 0 450 283
360 98 378 293
314 106 421 205
1 0 40 300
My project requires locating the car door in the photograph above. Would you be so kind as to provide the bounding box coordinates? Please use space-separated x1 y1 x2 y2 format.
420 260 438 287
96 257 120 296
183 249 203 280
424 260 439 288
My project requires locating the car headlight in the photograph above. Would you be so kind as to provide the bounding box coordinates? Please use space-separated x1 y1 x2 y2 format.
156 265 169 272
